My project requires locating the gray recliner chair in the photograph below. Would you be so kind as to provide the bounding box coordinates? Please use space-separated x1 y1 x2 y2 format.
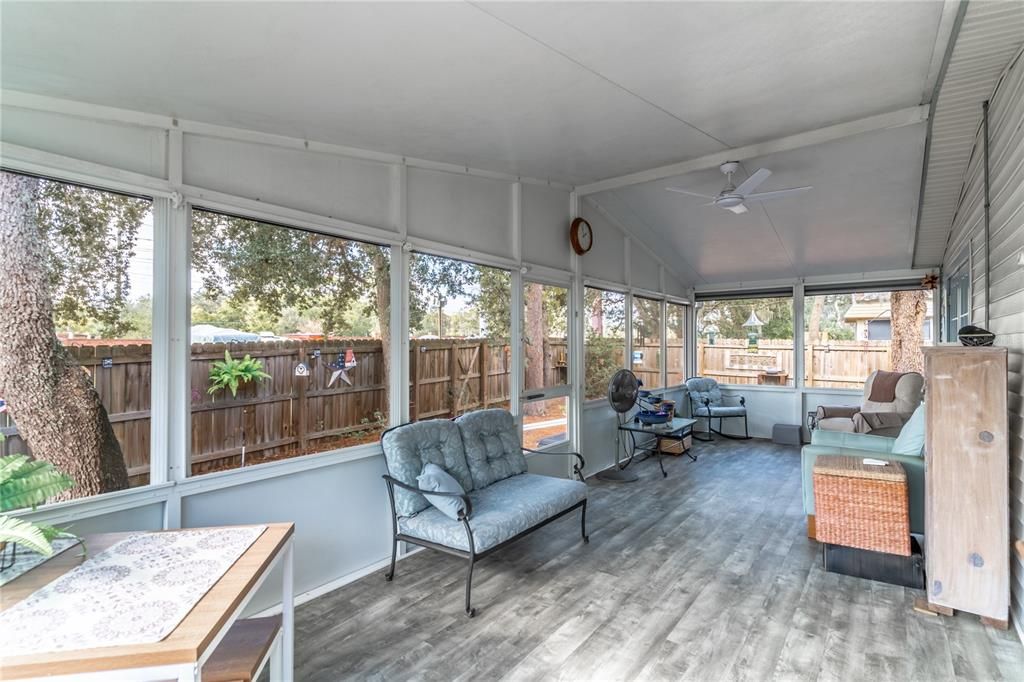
815 370 924 438
685 376 750 441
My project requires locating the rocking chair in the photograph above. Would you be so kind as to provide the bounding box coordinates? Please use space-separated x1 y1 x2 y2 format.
685 376 750 441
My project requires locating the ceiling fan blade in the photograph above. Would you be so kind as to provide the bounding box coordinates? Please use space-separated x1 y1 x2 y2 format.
666 187 716 199
734 168 772 196
744 186 813 202
727 203 749 215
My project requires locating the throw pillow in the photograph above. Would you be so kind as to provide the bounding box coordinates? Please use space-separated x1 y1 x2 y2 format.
417 462 467 520
892 403 926 456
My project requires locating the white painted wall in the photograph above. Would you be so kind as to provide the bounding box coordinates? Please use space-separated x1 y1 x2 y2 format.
579 202 627 285
180 456 392 615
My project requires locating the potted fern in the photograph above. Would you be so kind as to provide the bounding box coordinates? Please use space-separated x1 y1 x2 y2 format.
0 434 76 569
208 350 272 399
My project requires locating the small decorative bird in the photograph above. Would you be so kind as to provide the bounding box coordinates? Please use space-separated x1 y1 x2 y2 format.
327 350 358 387
921 273 939 290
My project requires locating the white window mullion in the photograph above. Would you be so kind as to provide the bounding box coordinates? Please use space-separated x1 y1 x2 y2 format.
390 246 409 425
163 199 191 528
794 281 805 389
660 298 668 390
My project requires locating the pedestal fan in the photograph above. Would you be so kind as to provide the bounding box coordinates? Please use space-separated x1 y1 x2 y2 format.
597 369 642 482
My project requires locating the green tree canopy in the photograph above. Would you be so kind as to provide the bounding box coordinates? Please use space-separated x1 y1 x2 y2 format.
37 180 150 337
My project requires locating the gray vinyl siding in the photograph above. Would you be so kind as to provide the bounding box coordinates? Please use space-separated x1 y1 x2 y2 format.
942 47 1024 633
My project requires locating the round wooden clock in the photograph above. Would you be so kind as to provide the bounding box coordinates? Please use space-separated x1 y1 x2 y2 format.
569 217 593 255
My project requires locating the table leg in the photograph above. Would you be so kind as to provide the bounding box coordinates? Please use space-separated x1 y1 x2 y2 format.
270 631 284 681
282 539 294 677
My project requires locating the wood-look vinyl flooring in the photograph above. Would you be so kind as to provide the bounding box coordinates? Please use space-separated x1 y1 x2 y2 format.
293 439 1024 681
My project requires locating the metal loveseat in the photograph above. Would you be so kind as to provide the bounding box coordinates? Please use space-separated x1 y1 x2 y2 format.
380 409 588 617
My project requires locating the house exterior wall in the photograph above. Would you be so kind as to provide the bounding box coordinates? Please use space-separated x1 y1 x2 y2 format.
940 49 1024 635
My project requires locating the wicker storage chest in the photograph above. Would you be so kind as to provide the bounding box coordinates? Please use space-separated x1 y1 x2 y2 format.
813 456 910 556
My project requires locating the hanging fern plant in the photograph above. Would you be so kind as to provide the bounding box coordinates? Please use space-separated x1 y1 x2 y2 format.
208 350 272 398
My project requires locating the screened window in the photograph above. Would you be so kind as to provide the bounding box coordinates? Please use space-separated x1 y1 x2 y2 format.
1 171 153 500
803 290 933 388
945 267 970 341
522 281 569 450
632 296 663 389
189 210 391 474
408 253 511 421
666 302 686 385
583 287 626 401
523 282 568 391
696 296 794 386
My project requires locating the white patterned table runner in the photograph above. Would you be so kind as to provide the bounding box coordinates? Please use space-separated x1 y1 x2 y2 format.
0 525 266 657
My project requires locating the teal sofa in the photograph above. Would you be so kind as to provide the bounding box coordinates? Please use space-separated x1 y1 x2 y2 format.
801 429 925 537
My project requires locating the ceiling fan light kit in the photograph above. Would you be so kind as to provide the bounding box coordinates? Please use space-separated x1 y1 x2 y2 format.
666 161 812 214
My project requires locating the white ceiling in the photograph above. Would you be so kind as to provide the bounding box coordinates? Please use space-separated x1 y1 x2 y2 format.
1 1 955 284
590 123 928 285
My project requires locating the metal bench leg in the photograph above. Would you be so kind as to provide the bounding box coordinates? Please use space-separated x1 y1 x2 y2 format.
461 517 477 617
581 500 590 543
464 556 477 618
384 537 397 581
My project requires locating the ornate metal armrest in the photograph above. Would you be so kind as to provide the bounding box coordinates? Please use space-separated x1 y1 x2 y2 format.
382 474 473 520
521 447 586 481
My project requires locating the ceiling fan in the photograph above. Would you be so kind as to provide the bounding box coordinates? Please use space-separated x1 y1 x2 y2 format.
665 162 811 215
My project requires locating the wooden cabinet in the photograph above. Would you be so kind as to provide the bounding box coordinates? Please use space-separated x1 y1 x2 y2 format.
924 346 1008 623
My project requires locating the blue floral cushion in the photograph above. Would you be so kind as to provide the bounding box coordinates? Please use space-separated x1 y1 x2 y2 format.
417 462 467 520
455 409 528 489
397 473 586 552
685 376 724 413
381 419 474 517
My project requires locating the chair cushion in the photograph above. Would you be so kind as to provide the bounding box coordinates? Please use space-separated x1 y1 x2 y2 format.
397 473 586 553
697 405 746 418
455 409 528 489
817 417 857 433
891 403 926 456
685 377 723 413
382 419 474 517
417 462 467 521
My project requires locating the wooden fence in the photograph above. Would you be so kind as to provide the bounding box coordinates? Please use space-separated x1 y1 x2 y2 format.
697 337 891 388
1 337 574 485
1 336 886 486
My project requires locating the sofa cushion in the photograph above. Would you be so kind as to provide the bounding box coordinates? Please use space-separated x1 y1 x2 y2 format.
417 462 467 521
892 403 926 456
397 473 586 553
382 419 474 517
455 409 528 489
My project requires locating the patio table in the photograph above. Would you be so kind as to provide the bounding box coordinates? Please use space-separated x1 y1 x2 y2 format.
617 417 698 478
0 522 294 681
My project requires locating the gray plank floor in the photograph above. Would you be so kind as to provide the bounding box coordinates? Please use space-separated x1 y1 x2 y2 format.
293 439 1024 681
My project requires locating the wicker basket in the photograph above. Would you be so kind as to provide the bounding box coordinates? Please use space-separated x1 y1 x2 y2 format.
813 456 910 556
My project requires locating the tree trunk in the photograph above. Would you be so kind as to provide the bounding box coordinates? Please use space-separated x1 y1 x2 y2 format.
890 290 927 373
806 296 825 387
589 291 604 336
524 283 545 416
0 172 129 499
369 246 392 422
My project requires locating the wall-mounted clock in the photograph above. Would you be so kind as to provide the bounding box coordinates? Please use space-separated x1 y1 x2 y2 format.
570 217 593 255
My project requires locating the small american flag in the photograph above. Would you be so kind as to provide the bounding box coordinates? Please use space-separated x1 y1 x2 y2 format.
0 398 7 414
